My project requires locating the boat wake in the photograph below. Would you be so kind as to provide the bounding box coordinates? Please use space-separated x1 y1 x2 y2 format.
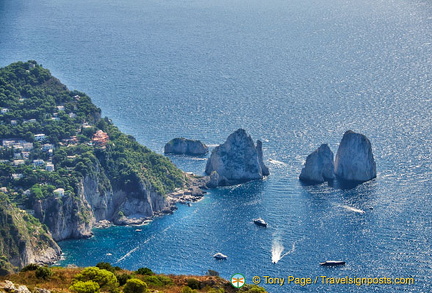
271 237 305 264
340 205 365 214
268 159 287 166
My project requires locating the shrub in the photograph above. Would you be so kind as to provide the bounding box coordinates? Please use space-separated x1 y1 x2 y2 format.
69 280 100 293
123 278 148 293
35 266 53 280
180 286 197 293
96 262 115 273
73 267 118 292
21 263 39 272
186 278 200 290
116 273 131 286
135 267 154 275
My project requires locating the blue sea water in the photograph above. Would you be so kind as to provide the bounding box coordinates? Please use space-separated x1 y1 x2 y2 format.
1 0 432 291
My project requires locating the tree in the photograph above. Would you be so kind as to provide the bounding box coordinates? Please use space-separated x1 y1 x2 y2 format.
123 279 148 293
35 266 53 280
69 281 100 293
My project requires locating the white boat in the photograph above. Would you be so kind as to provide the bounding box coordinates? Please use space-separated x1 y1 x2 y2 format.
253 218 268 227
135 229 142 232
213 253 228 260
320 260 345 266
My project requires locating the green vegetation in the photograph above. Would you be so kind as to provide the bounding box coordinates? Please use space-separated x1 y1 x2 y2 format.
123 278 148 293
0 60 185 200
35 266 53 280
0 61 187 273
0 264 268 293
70 280 100 293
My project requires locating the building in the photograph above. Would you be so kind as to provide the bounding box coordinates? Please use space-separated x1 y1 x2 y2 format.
10 120 17 126
34 134 46 141
11 173 23 180
45 163 55 172
42 144 54 151
1 108 9 114
92 130 109 146
57 105 65 111
13 160 25 166
53 188 65 197
33 159 45 167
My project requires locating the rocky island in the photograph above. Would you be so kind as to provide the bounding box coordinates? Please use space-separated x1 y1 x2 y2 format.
299 144 335 183
334 130 377 182
164 137 208 156
299 130 376 184
0 61 190 273
205 129 269 186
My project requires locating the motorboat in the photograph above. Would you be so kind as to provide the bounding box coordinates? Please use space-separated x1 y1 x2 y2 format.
253 218 268 227
213 253 228 260
319 260 345 266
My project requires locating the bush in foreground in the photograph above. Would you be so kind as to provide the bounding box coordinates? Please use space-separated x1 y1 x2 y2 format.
69 280 100 293
123 278 148 293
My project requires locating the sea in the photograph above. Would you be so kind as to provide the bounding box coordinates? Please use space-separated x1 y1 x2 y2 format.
1 0 431 291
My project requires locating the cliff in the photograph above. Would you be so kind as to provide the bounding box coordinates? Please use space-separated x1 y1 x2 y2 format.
164 138 208 155
0 195 61 275
0 61 187 269
334 130 376 182
205 129 269 186
299 144 335 183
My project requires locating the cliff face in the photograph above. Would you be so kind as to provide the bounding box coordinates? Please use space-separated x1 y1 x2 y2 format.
299 144 335 183
33 162 172 241
334 130 376 182
205 129 269 186
0 197 61 275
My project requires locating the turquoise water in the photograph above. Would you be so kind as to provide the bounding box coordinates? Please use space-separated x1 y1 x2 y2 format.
1 0 432 291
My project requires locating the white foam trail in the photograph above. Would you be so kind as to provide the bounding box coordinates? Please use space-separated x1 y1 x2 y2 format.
271 238 284 264
341 205 365 214
268 159 287 166
271 237 305 264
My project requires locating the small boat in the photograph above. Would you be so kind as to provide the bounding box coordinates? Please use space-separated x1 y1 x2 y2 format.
135 229 142 232
213 253 228 260
253 218 268 227
320 260 345 266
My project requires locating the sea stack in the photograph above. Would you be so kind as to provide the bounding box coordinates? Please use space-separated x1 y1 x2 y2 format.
164 138 208 156
334 130 376 182
205 129 269 186
299 144 335 183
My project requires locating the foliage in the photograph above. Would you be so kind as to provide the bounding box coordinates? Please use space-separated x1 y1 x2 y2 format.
142 275 173 287
135 267 154 276
20 263 39 272
35 266 53 280
180 286 197 293
241 285 267 292
95 262 116 273
69 280 100 293
186 278 201 290
73 267 118 292
115 273 131 286
123 278 148 293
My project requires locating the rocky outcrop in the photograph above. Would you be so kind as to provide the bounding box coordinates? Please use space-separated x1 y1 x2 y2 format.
205 129 269 186
32 157 178 241
164 138 208 155
299 144 335 183
0 200 61 274
334 130 376 182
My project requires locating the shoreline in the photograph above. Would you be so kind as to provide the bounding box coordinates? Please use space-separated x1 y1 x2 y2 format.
93 173 209 229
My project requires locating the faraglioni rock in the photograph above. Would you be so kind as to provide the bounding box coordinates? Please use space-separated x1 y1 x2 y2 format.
334 130 376 182
299 144 335 183
164 138 208 155
205 129 269 186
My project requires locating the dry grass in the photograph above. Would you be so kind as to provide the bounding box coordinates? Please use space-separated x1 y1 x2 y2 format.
0 268 239 293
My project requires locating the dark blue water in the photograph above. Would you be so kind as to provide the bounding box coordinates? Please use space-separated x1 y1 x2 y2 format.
1 0 432 291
